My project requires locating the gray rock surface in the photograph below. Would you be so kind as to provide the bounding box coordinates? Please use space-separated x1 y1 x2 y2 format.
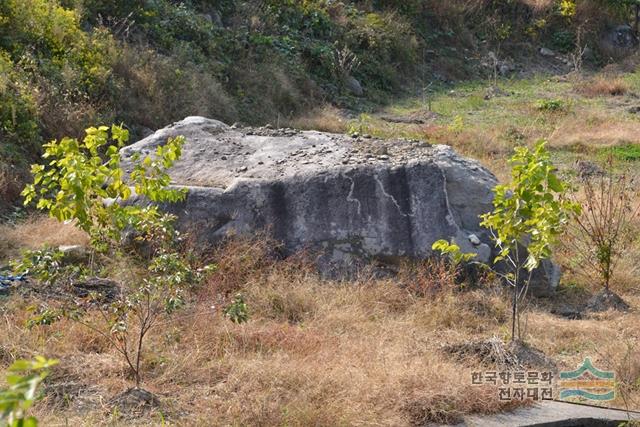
459 400 640 427
59 245 89 265
529 258 561 298
539 47 555 57
344 75 364 96
606 24 637 49
600 25 638 58
122 117 556 294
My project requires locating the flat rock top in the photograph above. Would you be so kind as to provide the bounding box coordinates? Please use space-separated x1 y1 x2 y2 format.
121 116 449 189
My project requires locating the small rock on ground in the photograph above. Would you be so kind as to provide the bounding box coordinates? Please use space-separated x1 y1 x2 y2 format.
585 289 630 313
109 388 160 416
550 304 583 320
71 277 120 302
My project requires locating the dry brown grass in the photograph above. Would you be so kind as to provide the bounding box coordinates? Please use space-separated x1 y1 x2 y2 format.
286 106 349 134
110 44 237 131
521 0 555 11
549 112 640 148
576 77 630 97
0 236 635 426
0 215 88 262
0 240 520 425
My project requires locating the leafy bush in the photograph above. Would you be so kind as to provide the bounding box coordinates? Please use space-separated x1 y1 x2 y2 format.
536 99 565 112
224 293 250 324
10 247 64 284
431 240 476 266
347 113 373 136
0 52 40 164
0 0 114 174
22 125 184 251
552 29 576 53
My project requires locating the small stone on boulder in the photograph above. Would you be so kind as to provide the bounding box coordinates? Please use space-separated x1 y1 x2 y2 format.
539 47 555 57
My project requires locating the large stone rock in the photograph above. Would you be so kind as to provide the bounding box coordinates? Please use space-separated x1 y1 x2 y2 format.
600 24 638 58
343 75 364 97
606 24 637 49
121 117 557 295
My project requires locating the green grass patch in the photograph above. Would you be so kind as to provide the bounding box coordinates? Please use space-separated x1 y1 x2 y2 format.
536 98 565 112
607 144 640 161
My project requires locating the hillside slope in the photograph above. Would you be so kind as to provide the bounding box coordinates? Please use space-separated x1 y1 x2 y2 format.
0 0 635 206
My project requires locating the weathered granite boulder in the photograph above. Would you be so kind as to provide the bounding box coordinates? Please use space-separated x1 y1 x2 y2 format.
600 24 638 58
121 116 558 295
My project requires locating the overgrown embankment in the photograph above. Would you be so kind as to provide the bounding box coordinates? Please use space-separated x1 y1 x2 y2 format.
0 0 633 207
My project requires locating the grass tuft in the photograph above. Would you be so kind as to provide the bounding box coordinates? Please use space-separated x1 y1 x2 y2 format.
576 77 629 97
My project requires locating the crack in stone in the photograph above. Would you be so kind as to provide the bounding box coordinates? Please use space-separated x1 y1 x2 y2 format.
374 174 415 217
434 162 462 233
343 172 362 215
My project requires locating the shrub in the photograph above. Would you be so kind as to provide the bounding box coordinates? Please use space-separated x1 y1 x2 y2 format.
224 293 250 324
536 98 565 112
400 256 464 297
551 29 576 53
344 11 416 90
0 0 114 188
0 52 41 164
10 247 66 285
447 114 465 134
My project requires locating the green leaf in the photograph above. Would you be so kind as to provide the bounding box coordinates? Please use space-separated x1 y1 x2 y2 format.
548 173 563 192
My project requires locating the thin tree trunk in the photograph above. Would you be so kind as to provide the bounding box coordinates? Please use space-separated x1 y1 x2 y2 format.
512 280 518 342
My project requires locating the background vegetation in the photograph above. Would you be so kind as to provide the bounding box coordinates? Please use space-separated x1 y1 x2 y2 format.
0 0 636 208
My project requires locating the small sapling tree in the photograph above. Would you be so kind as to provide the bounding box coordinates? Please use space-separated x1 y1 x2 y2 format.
21 125 210 390
434 141 579 341
564 155 640 298
480 141 579 341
